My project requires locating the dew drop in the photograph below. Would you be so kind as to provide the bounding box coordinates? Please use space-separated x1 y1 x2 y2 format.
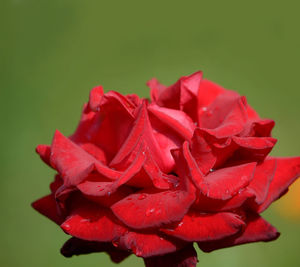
63 223 71 231
112 239 119 248
107 191 112 196
146 208 155 217
202 107 208 112
142 151 145 155
178 222 184 227
225 189 229 194
209 168 214 172
138 193 147 200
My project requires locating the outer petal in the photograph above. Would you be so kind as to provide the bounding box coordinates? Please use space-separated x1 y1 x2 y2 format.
247 158 277 205
257 157 300 213
61 237 131 263
160 211 244 242
32 194 63 225
50 130 97 186
61 199 127 242
88 85 104 111
117 231 185 258
198 213 279 252
144 244 198 267
36 144 51 165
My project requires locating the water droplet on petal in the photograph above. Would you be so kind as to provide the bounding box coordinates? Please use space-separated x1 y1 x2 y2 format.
202 107 208 112
138 193 147 200
210 169 214 172
107 191 112 196
225 189 229 194
112 239 119 248
178 222 184 227
146 208 155 217
63 223 71 231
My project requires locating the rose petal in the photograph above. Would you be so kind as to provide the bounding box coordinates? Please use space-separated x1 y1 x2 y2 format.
60 237 131 263
118 231 185 258
32 194 63 225
200 96 248 138
61 200 126 242
160 211 244 242
111 187 195 229
148 104 196 140
198 213 279 252
257 157 300 213
50 130 97 186
143 244 198 267
181 141 256 200
88 85 104 112
247 158 277 205
36 144 51 165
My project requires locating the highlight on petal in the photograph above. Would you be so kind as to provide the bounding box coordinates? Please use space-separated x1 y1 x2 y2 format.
198 213 279 252
160 211 245 242
257 157 300 213
143 244 198 267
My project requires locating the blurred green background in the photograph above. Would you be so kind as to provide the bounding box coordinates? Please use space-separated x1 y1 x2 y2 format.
1 0 299 266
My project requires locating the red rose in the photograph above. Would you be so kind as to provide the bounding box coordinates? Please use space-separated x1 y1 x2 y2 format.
32 72 300 267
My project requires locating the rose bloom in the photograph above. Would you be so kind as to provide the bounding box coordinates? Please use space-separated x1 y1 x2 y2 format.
33 71 300 267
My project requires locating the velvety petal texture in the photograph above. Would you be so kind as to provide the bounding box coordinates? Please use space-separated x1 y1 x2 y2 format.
32 71 300 266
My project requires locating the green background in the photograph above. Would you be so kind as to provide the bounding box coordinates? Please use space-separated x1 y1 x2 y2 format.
1 0 299 266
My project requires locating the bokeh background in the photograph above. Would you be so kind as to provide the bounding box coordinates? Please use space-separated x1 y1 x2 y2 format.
1 0 299 266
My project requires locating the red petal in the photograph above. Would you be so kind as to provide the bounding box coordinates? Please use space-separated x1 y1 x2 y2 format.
197 79 226 109
202 163 256 200
32 194 63 225
118 231 184 258
36 144 51 165
232 136 277 161
247 158 277 205
143 244 198 267
258 157 300 213
190 129 216 174
111 188 195 229
88 85 104 111
193 189 255 212
61 200 126 242
50 130 96 186
161 211 244 242
61 237 131 263
198 213 279 252
182 141 256 200
200 96 248 138
148 104 195 140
